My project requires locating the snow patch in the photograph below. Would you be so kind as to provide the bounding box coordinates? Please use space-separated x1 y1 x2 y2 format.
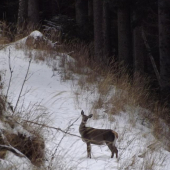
29 30 43 38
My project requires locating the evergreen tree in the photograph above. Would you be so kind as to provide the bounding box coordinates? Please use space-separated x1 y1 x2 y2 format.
103 0 111 60
18 0 28 33
28 0 39 24
117 1 132 68
158 0 170 103
93 0 103 61
75 0 88 27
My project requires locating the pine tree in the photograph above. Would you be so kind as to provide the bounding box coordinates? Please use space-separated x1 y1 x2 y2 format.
93 0 103 61
28 0 39 24
75 0 88 27
117 2 132 68
158 0 170 103
103 0 111 60
18 0 28 33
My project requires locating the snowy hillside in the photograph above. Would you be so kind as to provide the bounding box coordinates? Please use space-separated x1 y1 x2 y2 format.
0 31 170 169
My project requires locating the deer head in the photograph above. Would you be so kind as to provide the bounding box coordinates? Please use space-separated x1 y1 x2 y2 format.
81 110 92 124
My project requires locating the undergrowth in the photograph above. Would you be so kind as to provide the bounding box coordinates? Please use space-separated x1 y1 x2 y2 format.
1 21 170 169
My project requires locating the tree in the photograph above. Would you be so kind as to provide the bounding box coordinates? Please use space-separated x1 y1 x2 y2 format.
103 0 111 60
0 0 18 22
18 0 28 33
133 26 145 75
132 5 145 75
117 2 132 68
28 0 39 25
93 0 103 62
158 0 170 103
88 0 93 21
75 0 88 27
75 0 89 41
49 0 58 17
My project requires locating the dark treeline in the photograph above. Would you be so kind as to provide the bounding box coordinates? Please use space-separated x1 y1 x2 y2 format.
1 0 170 106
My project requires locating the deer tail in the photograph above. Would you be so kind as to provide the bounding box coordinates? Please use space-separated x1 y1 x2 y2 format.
112 130 118 146
112 130 118 139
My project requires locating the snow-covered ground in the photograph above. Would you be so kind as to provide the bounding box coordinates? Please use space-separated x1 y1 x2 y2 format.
0 31 170 169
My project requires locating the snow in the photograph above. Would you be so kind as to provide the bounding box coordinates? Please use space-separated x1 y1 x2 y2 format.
0 32 170 169
3 152 34 170
29 30 43 38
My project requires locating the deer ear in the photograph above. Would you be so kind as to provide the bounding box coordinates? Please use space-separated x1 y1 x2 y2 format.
89 114 93 118
81 110 84 115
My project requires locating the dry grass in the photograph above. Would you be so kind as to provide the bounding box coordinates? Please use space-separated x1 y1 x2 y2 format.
0 108 45 168
61 41 93 74
58 41 170 152
0 21 41 44
0 102 47 167
0 71 46 168
16 23 41 41
5 132 45 167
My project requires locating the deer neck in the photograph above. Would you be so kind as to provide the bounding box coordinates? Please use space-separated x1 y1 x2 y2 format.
79 121 86 135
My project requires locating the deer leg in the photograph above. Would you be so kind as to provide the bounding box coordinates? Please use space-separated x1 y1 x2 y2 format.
106 142 118 158
87 142 91 158
113 146 118 158
106 142 114 158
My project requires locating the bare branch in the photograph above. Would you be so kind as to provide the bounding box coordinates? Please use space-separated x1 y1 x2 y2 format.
47 116 80 168
0 144 26 158
5 48 13 102
14 58 32 112
22 119 81 138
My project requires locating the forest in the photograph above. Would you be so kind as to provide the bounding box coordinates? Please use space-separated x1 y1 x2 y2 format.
0 0 170 110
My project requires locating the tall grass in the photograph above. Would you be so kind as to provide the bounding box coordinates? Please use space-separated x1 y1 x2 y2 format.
55 40 170 152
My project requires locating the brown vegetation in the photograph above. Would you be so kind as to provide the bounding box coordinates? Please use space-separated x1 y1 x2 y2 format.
5 132 45 167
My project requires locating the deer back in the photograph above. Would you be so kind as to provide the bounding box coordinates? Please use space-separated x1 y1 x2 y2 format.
81 127 116 145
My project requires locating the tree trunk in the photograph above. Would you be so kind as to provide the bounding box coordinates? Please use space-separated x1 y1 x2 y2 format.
75 0 88 27
28 0 39 25
17 0 28 32
158 0 170 103
103 0 111 61
93 0 103 61
118 6 132 67
49 0 57 18
88 0 93 20
133 25 145 74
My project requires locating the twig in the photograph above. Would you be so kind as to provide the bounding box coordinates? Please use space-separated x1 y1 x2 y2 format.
21 119 81 138
67 51 74 55
45 116 80 169
118 134 138 161
54 116 80 150
5 48 13 102
14 58 32 112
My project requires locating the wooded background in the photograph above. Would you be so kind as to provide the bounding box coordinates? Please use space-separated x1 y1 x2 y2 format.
0 0 170 105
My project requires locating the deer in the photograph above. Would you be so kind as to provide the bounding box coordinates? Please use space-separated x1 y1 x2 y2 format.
79 110 118 159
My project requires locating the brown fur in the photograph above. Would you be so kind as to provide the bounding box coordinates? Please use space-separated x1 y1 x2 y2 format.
79 110 118 158
112 130 118 139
